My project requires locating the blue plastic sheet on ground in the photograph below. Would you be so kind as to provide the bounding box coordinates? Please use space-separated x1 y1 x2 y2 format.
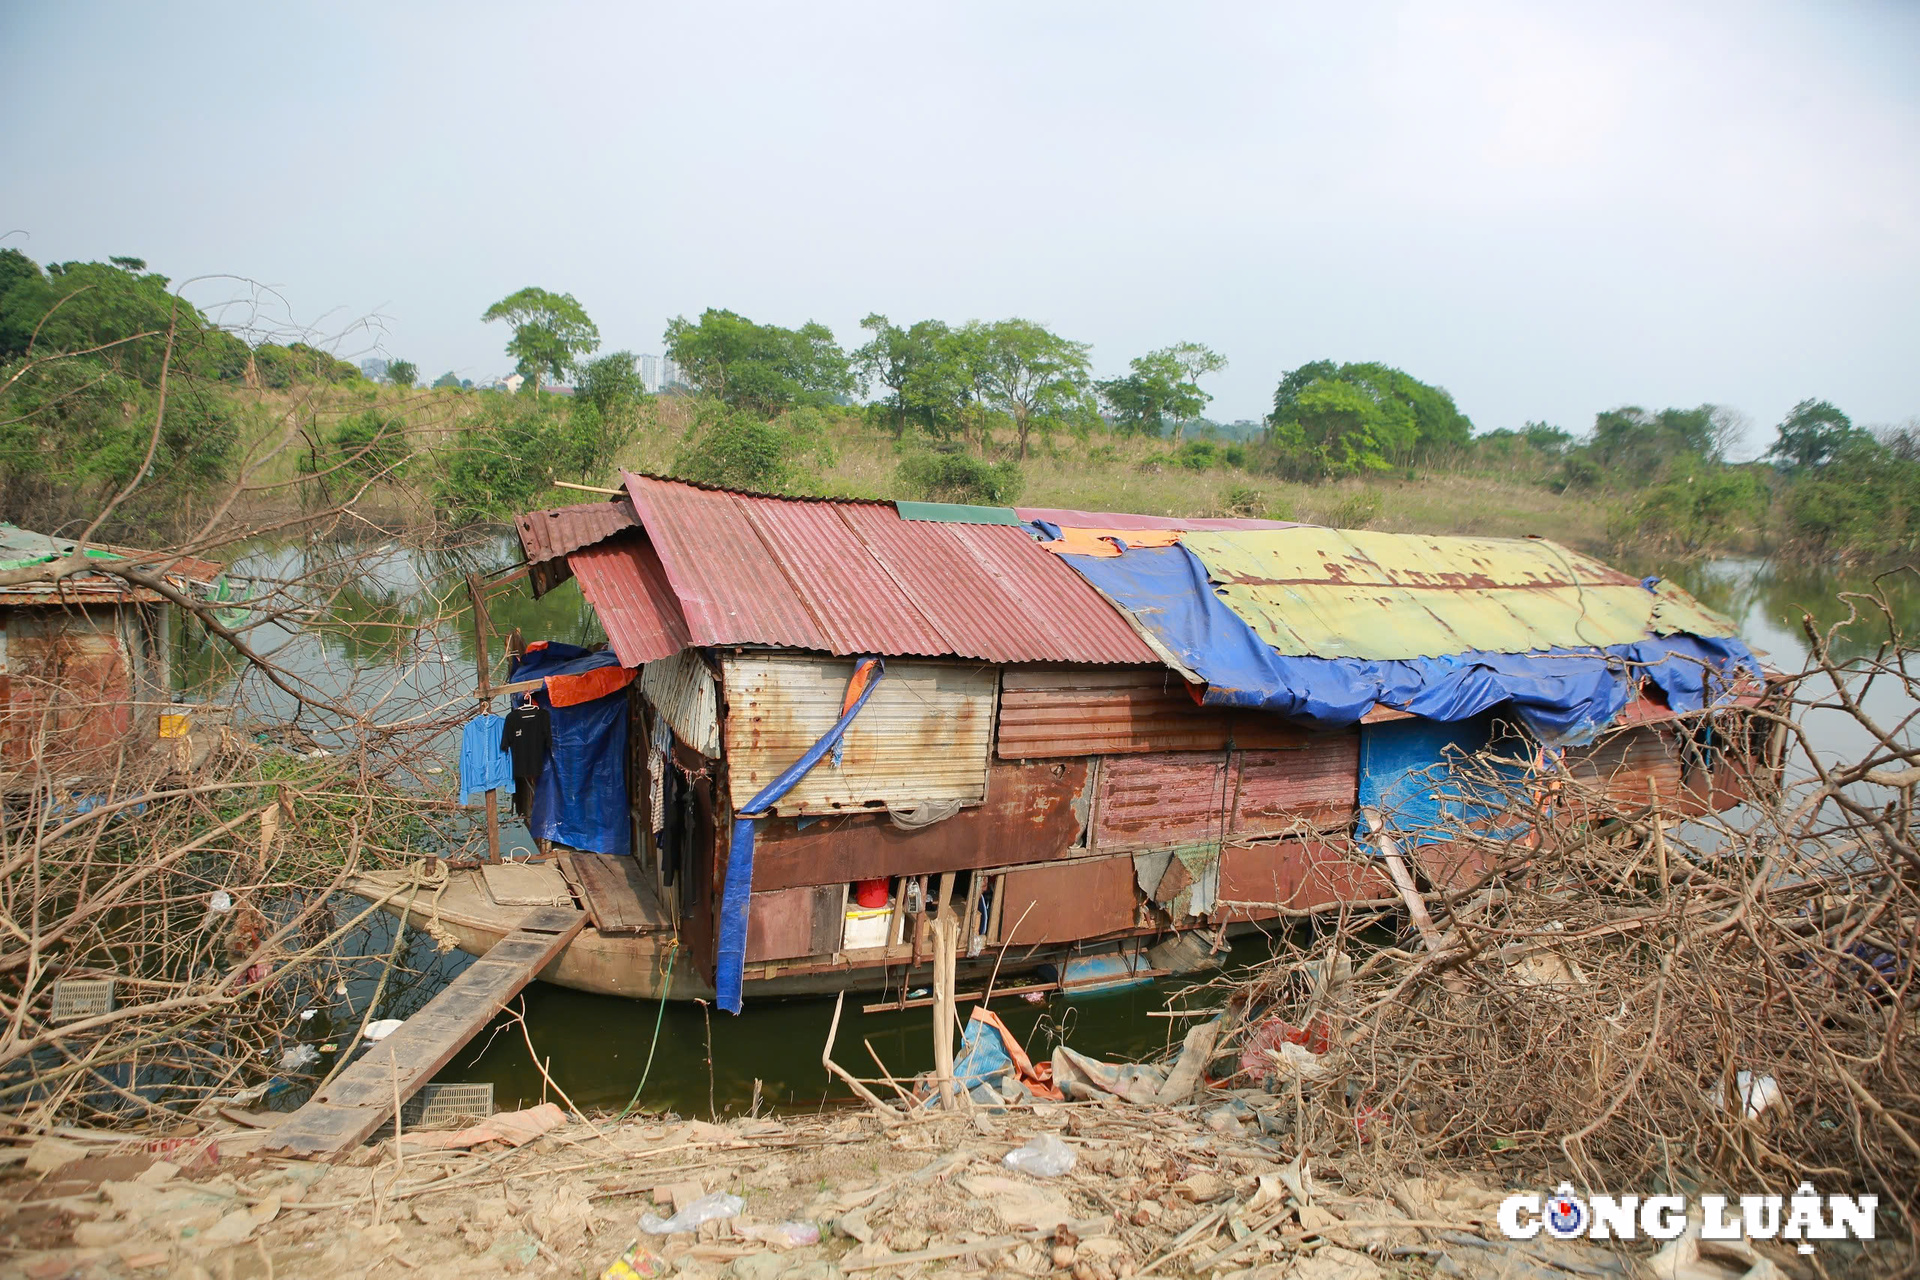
1063 544 1758 745
508 643 630 857
717 658 886 1015
459 714 512 804
950 1014 1015 1094
1356 714 1534 848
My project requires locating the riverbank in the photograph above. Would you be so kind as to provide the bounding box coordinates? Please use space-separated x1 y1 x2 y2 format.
0 1097 1753 1280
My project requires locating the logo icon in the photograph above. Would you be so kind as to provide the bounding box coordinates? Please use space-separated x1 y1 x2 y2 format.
1544 1184 1589 1239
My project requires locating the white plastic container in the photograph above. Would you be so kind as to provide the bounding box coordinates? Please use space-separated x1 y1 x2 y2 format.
842 907 892 951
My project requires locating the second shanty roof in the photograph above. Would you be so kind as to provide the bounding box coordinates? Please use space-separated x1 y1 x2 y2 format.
515 475 1161 667
1171 527 1738 661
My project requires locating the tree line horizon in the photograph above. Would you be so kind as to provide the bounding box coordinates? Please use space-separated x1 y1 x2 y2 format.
1 250 1914 560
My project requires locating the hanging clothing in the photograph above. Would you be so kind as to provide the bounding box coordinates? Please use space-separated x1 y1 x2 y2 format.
649 716 672 836
459 714 512 804
500 701 552 781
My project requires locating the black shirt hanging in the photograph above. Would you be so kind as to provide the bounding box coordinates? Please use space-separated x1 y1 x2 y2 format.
499 701 551 782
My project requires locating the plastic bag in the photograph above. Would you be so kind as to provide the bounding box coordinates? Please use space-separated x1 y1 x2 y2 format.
739 1221 820 1248
639 1191 744 1235
278 1044 320 1071
1003 1133 1076 1177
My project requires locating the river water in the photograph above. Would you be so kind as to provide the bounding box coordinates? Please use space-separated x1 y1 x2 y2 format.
198 546 1917 1118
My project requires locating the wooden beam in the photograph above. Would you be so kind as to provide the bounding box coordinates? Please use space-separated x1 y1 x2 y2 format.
264 906 586 1159
552 480 623 495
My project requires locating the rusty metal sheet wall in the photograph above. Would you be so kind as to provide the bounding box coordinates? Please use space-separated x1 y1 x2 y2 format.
998 667 1324 758
751 758 1089 891
0 607 134 771
1215 838 1394 922
1092 751 1233 850
1231 734 1361 837
745 885 843 961
569 535 689 667
721 653 996 816
1563 723 1683 809
998 854 1139 944
641 649 720 757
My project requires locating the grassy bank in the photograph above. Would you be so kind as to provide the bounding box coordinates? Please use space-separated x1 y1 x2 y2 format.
217 386 1619 555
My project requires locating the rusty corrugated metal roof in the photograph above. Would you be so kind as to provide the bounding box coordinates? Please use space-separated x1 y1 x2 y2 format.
607 473 1157 666
513 499 639 597
567 533 688 666
514 499 638 565
1179 528 1740 661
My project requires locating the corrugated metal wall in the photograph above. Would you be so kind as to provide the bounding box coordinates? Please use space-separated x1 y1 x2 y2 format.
1563 723 1683 809
997 667 1322 758
1231 735 1361 837
720 654 997 816
642 650 720 757
1092 751 1233 850
0 606 137 772
1091 739 1362 851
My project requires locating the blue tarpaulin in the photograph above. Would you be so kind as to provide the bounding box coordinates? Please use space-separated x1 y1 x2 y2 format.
1063 544 1758 745
1357 714 1534 847
717 658 886 1014
508 643 631 857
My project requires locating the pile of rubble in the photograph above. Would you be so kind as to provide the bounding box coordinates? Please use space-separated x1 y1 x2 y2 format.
4 1097 1810 1280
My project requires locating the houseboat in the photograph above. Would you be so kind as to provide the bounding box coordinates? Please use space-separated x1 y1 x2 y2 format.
0 523 221 790
351 476 1774 1010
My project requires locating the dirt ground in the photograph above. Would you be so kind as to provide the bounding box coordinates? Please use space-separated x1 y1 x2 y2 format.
0 1093 1826 1280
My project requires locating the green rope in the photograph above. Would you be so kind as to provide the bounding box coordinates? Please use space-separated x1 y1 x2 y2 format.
617 942 677 1119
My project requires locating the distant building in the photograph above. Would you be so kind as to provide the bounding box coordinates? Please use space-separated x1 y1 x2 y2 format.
360 357 389 381
635 354 686 394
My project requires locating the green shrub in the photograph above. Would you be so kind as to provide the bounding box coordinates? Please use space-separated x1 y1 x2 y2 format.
1221 486 1265 518
1174 441 1218 471
1621 463 1770 555
671 406 801 492
329 409 411 482
896 447 1023 505
1321 489 1381 529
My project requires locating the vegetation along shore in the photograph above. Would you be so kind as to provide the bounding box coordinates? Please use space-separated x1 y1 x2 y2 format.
2 251 1913 562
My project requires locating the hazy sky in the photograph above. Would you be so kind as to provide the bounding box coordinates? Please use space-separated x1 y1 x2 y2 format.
4 2 1916 452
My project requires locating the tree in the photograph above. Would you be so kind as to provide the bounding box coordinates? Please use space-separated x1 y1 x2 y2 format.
1767 399 1862 474
1563 404 1738 490
854 314 973 438
1265 360 1471 475
1097 342 1227 442
965 319 1092 460
432 370 463 389
386 359 417 388
564 351 648 482
1267 377 1417 479
481 287 600 389
663 309 853 414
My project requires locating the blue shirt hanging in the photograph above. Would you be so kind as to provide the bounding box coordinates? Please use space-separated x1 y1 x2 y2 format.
459 714 512 804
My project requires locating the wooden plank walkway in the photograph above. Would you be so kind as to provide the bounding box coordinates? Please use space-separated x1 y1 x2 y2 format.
560 852 671 935
264 904 586 1159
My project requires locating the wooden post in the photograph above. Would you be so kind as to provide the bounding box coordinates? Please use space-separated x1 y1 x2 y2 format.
467 572 501 864
931 915 958 1111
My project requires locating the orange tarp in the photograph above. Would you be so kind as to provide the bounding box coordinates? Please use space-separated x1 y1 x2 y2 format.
1038 527 1184 559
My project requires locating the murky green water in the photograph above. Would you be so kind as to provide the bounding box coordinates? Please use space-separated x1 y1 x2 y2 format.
206 544 1918 1117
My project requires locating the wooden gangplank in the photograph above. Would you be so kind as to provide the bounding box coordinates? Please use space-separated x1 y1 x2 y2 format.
265 904 586 1159
560 852 672 935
